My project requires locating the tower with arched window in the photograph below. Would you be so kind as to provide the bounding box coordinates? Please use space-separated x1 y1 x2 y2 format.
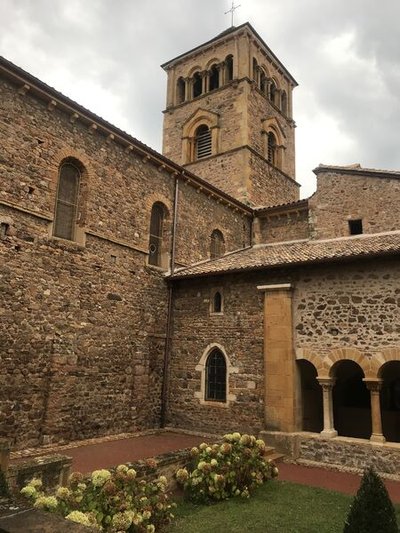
161 23 299 207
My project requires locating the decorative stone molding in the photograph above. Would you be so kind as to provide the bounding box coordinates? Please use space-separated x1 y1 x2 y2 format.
194 343 238 407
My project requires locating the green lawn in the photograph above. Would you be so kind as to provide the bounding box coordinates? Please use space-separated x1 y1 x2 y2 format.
167 480 400 533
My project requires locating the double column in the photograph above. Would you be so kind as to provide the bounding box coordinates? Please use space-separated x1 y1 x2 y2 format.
317 376 385 443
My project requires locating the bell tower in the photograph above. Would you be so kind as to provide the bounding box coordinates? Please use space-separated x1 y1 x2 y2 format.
161 23 300 207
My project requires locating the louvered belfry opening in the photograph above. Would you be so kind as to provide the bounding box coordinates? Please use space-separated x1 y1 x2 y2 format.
195 125 212 159
205 349 227 402
149 202 165 266
54 162 80 240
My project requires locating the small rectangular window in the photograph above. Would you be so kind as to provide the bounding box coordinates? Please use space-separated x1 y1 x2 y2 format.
348 219 363 235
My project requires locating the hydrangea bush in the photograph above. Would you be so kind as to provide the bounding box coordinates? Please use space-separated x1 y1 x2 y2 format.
176 433 278 503
20 463 175 532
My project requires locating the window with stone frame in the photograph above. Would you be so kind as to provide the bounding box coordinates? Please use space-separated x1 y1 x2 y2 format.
225 55 234 82
148 202 166 266
210 229 225 259
176 76 185 104
267 131 277 166
205 349 227 402
209 64 219 91
210 288 223 314
195 125 212 159
53 161 81 241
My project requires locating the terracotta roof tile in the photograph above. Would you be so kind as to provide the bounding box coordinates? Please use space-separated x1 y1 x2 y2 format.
170 231 400 279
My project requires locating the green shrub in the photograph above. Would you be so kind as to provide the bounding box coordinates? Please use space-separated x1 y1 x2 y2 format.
0 469 10 499
175 433 278 504
20 464 175 532
343 466 398 533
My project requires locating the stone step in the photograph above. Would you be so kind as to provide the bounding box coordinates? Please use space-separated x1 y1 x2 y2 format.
264 446 285 463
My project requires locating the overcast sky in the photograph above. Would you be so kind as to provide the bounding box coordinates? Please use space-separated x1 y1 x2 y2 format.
1 0 399 198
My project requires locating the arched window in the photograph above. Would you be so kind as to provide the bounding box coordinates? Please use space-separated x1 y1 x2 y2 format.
267 132 277 166
148 202 165 266
211 291 223 314
195 125 212 159
209 64 219 91
205 349 227 402
252 58 259 84
176 77 185 104
281 91 288 115
225 55 233 82
269 80 277 105
260 69 267 94
53 161 80 241
210 229 225 259
193 72 202 98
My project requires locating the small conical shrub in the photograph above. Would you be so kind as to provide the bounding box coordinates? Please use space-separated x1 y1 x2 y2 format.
344 466 398 533
0 469 10 499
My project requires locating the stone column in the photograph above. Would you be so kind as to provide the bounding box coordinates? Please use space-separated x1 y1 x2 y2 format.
365 379 386 443
184 78 190 102
201 71 208 94
257 283 296 432
318 378 338 438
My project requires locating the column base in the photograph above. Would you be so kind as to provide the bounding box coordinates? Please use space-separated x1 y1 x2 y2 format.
320 429 338 438
370 433 386 444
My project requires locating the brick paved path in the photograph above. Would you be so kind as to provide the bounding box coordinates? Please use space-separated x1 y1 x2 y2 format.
279 462 400 504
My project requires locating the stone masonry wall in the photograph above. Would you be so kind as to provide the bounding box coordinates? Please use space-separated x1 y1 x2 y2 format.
249 150 299 208
256 209 310 243
247 83 296 179
168 258 400 434
0 74 249 449
310 170 400 239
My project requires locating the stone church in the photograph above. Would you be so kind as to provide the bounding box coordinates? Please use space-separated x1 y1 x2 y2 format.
1 23 400 469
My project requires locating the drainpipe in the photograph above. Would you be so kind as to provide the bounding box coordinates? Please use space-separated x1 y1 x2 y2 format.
160 175 180 427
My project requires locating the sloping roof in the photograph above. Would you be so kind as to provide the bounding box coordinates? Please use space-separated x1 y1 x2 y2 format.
314 164 400 179
170 231 400 280
0 56 252 215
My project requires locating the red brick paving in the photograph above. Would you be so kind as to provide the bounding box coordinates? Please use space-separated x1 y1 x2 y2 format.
279 462 400 504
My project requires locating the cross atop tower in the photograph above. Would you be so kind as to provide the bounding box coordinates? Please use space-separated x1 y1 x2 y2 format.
224 1 241 27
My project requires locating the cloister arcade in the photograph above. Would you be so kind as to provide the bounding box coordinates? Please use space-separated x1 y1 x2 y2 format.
296 348 400 444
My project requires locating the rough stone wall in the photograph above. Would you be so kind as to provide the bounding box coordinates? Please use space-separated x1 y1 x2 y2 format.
174 180 251 266
249 151 299 208
168 275 266 435
293 258 400 359
247 83 296 179
0 75 249 449
183 149 248 204
310 170 400 239
168 258 400 434
163 83 246 165
255 209 310 243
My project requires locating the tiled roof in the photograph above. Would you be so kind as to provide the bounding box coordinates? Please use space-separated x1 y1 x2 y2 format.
170 231 400 279
314 164 400 179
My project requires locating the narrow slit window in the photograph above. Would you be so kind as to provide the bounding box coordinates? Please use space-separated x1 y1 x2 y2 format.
267 132 277 166
212 291 222 313
149 203 165 266
53 162 80 241
205 349 227 402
